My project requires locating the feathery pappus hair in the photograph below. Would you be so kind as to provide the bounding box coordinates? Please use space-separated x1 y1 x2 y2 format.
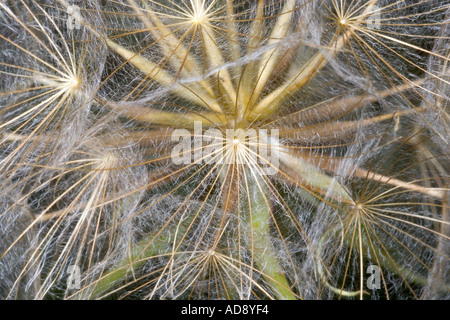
0 0 449 300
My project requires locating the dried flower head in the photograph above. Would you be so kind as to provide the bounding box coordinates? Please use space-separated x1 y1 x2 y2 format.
0 0 449 300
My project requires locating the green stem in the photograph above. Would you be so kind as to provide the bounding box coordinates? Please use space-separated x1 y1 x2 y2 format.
246 172 296 300
87 233 168 299
87 219 190 299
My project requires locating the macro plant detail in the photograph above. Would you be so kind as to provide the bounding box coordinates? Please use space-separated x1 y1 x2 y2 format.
0 0 448 300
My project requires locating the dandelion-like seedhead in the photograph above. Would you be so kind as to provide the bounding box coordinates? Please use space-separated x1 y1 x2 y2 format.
0 0 448 300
